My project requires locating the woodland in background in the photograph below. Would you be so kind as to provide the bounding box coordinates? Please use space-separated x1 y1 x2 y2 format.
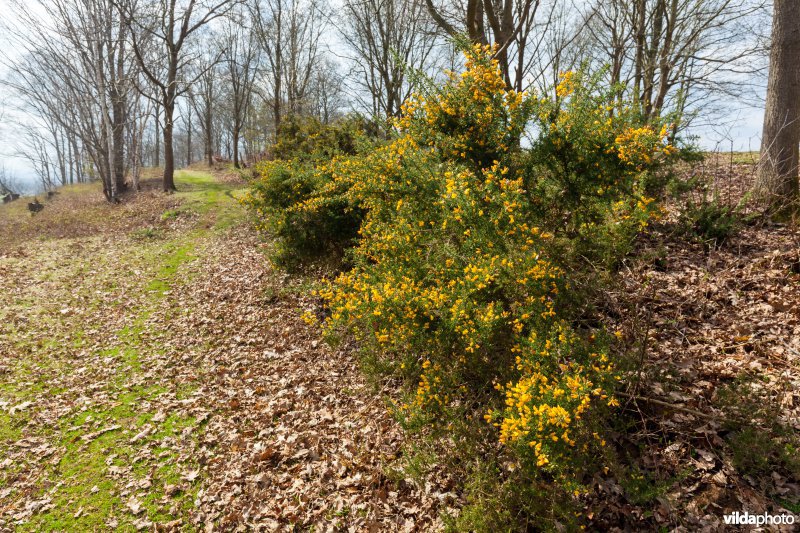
0 0 771 199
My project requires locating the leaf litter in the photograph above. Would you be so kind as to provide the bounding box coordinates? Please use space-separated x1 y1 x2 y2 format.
1 166 797 530
588 163 800 530
0 172 445 530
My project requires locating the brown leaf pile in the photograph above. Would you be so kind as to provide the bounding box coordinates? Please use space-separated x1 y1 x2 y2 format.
170 228 447 530
589 163 800 530
0 173 445 531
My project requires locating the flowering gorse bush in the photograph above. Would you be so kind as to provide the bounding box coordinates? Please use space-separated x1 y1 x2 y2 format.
241 115 376 267
525 69 675 267
247 44 677 521
396 48 531 169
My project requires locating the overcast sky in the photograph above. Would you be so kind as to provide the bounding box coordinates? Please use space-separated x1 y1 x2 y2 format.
0 0 769 193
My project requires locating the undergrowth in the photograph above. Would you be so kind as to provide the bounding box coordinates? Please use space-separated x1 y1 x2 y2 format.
244 43 683 529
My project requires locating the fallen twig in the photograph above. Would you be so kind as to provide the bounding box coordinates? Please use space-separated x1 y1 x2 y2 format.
616 392 737 424
80 425 122 443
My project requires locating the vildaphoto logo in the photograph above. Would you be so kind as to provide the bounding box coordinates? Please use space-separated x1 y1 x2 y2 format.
723 511 796 526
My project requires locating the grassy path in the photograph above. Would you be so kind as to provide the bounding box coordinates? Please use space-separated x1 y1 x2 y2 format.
0 170 439 531
0 171 246 529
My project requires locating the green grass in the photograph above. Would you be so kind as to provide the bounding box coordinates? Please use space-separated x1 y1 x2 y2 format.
173 170 247 231
25 385 198 531
0 411 25 443
781 499 800 514
131 227 163 241
727 151 759 164
0 169 236 529
702 151 759 165
161 209 180 221
145 240 197 295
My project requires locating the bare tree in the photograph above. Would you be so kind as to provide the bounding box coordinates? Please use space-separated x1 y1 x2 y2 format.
128 89 153 190
188 51 221 166
221 7 260 167
755 0 800 210
581 0 768 129
422 0 550 91
251 0 327 136
0 164 22 196
308 58 346 123
3 0 134 201
184 99 195 166
339 0 440 119
119 0 240 191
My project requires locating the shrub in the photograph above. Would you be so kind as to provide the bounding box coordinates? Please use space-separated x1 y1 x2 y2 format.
241 115 377 267
257 44 677 526
676 181 752 248
270 114 381 162
681 195 741 246
522 71 674 268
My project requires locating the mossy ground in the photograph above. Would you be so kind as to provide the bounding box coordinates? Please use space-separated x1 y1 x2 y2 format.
0 168 246 529
1 166 454 532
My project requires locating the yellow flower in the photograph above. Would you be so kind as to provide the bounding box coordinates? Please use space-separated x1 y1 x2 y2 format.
555 71 575 98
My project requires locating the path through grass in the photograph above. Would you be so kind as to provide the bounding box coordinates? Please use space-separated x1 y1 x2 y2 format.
0 169 246 530
1 169 442 531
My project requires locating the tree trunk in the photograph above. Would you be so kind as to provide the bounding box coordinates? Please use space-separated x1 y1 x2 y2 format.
52 126 66 186
233 126 240 168
274 83 282 138
154 103 161 167
131 125 140 192
642 0 665 119
70 136 82 183
187 108 193 167
95 42 117 202
67 135 74 185
633 0 646 106
274 35 282 137
163 101 176 191
113 97 127 192
206 106 214 167
756 0 800 211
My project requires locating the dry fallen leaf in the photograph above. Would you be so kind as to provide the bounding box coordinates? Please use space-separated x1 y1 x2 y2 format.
126 496 144 515
9 401 33 414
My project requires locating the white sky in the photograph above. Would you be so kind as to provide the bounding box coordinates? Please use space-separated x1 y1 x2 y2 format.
0 1 769 191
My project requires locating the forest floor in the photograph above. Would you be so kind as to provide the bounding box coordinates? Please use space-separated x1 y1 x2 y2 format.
593 157 800 530
0 169 439 531
0 162 798 531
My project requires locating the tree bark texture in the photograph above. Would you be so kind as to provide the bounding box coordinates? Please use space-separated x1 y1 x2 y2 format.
757 0 800 209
